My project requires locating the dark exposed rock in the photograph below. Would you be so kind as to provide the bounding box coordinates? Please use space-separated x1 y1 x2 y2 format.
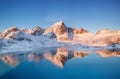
72 28 88 34
32 26 44 36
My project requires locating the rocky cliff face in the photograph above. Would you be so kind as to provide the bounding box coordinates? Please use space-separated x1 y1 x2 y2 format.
72 28 88 34
44 21 70 41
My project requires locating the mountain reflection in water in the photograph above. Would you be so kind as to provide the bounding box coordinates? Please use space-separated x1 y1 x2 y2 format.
0 47 120 79
0 47 120 68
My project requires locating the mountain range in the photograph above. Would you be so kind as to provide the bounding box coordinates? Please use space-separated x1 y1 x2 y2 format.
0 21 120 53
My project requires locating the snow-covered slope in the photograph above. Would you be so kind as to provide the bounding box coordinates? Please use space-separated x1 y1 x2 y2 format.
0 21 120 53
71 29 120 46
0 26 67 53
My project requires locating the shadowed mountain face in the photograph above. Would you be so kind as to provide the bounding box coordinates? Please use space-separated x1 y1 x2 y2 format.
0 47 120 68
22 26 44 36
0 21 120 46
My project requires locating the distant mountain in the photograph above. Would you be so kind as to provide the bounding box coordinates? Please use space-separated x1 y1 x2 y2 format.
0 21 120 53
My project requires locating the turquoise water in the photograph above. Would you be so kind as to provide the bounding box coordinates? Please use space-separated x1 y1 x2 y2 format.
0 47 120 79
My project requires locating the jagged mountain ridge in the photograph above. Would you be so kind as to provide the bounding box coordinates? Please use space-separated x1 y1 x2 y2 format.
0 21 90 41
0 21 120 47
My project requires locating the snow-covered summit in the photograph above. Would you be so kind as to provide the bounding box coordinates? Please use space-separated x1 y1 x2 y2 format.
0 26 18 38
44 21 66 35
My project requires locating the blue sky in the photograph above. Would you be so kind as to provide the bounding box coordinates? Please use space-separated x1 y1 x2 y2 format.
0 0 120 33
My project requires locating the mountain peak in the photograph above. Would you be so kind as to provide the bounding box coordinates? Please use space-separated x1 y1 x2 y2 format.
0 26 18 38
5 26 18 31
55 21 64 25
33 26 42 31
52 21 65 28
32 26 44 36
44 21 66 34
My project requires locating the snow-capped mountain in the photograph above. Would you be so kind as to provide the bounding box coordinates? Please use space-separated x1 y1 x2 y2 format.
44 21 70 41
0 21 120 53
0 25 65 52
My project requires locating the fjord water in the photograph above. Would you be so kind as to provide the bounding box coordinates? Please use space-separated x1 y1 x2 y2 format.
0 47 120 79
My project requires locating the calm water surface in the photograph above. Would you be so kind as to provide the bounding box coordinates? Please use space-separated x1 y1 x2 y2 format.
0 47 120 79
